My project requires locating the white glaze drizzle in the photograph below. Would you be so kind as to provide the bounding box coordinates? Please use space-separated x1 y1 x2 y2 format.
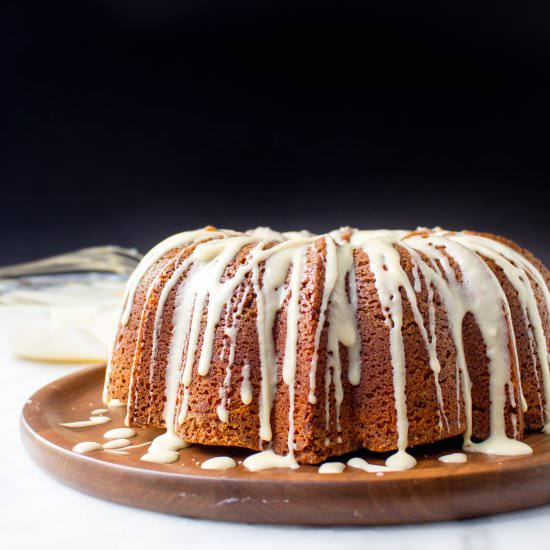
308 236 338 404
102 438 132 449
60 416 111 428
326 243 358 435
72 441 103 454
103 229 235 403
318 462 346 474
443 232 550 431
116 441 152 451
200 456 237 470
103 427 136 439
438 452 467 463
121 229 234 326
347 457 400 473
106 399 126 408
149 432 191 452
217 285 251 422
240 362 253 405
90 408 109 415
360 237 418 468
347 263 362 386
160 260 202 446
254 241 310 442
281 245 308 465
243 450 299 471
405 234 532 456
140 450 180 464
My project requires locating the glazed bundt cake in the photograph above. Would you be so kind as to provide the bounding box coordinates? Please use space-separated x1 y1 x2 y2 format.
103 227 550 470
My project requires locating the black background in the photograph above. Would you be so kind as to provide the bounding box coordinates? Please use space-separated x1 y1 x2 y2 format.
3 3 549 266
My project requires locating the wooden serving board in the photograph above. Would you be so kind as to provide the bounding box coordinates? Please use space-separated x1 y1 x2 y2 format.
21 364 550 525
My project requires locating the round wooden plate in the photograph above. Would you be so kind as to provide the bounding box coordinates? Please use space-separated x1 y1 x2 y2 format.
21 364 550 525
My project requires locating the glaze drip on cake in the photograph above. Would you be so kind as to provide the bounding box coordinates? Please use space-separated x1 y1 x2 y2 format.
104 227 550 468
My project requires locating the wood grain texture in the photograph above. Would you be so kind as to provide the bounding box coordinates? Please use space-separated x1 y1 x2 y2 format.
20 364 550 525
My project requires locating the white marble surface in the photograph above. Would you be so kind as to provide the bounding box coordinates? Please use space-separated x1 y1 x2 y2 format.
3 354 550 550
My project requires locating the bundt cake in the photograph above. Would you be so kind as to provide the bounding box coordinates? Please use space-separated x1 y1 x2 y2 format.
103 226 550 470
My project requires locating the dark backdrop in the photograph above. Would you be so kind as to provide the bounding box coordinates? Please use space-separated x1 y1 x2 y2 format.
3 3 549 265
